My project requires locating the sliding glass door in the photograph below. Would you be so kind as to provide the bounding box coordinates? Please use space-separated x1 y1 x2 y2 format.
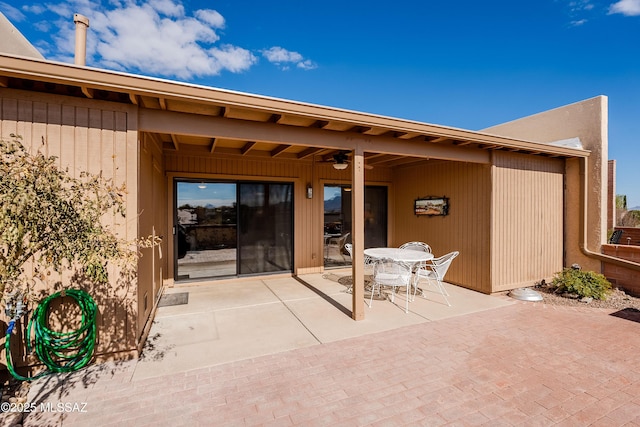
323 185 387 267
238 183 293 274
175 180 293 281
176 182 238 279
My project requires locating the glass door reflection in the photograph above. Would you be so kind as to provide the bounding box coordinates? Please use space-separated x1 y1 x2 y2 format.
176 182 237 279
323 184 387 268
238 183 293 274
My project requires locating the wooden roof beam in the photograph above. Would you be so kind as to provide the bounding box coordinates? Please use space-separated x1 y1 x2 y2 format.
81 86 94 98
311 120 329 128
170 134 179 150
298 147 323 159
366 154 397 166
430 136 452 143
452 140 472 146
364 153 388 161
209 138 217 153
397 132 422 140
241 141 256 155
270 144 290 157
0 76 8 87
386 156 429 168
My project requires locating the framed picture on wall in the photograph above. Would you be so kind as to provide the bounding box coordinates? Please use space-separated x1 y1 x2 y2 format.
414 196 449 216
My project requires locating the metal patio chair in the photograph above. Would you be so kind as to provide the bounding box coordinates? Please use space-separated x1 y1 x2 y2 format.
399 241 432 253
399 241 432 272
343 243 375 294
370 259 413 313
413 251 459 306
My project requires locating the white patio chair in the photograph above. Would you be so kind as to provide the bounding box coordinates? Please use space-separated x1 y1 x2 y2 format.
370 259 413 313
343 243 375 294
399 241 432 253
399 241 432 271
413 251 459 306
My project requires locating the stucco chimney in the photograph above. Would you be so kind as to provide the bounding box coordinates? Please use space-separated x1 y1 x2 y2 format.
73 13 89 66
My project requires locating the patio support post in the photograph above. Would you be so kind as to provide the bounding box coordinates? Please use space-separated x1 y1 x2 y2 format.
351 148 366 320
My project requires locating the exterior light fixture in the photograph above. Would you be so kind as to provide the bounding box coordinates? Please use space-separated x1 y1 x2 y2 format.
198 183 207 189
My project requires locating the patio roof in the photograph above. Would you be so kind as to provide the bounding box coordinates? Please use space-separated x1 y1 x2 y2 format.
0 53 589 168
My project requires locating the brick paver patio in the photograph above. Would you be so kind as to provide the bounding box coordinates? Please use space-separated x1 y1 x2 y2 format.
23 301 640 426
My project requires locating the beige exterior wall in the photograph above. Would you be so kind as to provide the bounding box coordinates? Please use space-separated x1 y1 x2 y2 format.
483 96 607 272
392 160 492 293
491 152 565 291
380 152 566 294
0 88 140 358
138 133 167 344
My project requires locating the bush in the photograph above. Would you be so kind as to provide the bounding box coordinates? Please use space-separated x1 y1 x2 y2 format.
551 268 612 300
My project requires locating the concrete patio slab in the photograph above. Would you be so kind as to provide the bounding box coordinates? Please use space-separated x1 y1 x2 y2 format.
129 271 512 380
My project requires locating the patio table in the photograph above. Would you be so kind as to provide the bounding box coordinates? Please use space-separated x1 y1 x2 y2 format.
364 248 434 312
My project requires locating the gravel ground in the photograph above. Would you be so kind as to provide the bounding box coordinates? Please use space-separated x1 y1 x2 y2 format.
531 285 640 311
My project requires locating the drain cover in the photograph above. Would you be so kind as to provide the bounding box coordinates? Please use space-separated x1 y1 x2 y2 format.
158 292 189 307
509 287 543 302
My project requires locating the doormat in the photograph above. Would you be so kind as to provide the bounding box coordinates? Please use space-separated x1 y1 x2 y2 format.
158 292 189 307
609 307 640 324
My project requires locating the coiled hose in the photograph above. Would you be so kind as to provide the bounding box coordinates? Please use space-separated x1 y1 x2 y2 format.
5 289 97 381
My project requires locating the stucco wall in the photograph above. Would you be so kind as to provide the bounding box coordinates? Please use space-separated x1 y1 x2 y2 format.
483 96 608 272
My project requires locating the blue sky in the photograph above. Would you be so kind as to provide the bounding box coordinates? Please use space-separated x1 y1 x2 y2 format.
3 0 640 207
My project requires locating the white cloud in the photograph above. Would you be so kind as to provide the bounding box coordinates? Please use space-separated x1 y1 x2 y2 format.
194 9 225 28
0 2 26 22
30 0 252 79
209 45 257 72
297 59 317 70
263 46 303 63
148 0 184 18
21 4 46 15
262 46 317 71
609 0 640 15
568 0 595 12
14 0 315 79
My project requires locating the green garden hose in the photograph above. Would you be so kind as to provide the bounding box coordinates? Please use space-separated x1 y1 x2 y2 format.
5 289 97 381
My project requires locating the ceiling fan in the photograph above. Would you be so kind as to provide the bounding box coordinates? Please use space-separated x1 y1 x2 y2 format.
321 151 373 170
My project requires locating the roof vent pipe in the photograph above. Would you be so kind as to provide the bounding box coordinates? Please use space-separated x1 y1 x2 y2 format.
73 13 89 66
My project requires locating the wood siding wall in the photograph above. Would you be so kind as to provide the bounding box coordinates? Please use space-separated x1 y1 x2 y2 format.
392 160 492 293
138 134 166 343
163 150 392 276
0 88 139 360
491 152 564 292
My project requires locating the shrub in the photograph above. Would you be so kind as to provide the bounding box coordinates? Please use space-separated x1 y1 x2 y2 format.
551 268 612 300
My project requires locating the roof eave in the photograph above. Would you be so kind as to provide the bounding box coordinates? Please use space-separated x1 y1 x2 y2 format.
0 54 590 159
